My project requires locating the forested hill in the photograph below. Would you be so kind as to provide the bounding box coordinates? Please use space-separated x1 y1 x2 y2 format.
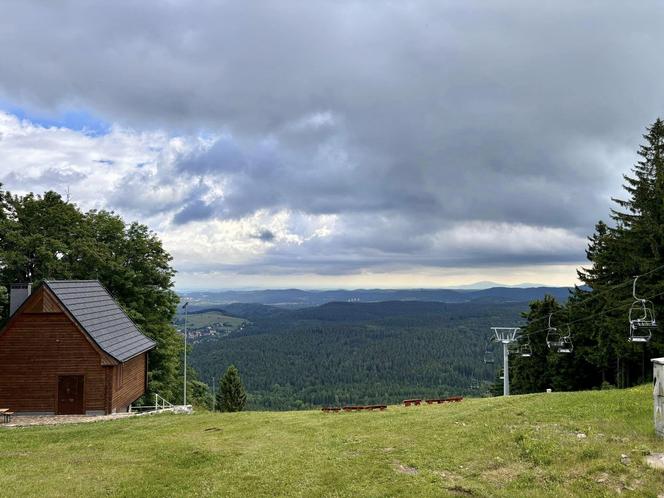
180 286 574 309
189 299 532 410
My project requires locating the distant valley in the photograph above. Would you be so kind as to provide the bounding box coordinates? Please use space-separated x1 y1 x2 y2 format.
184 286 573 410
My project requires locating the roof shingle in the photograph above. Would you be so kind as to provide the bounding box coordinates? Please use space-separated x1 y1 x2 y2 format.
45 280 156 362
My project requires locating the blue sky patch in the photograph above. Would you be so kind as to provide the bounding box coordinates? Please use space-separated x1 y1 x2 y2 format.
0 101 111 136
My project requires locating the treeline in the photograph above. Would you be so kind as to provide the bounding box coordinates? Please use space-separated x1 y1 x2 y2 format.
507 119 664 393
190 301 525 410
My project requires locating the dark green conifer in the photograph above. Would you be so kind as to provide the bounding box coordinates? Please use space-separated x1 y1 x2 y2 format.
216 365 247 412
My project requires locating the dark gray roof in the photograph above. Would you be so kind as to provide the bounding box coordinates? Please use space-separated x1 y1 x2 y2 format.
45 280 156 362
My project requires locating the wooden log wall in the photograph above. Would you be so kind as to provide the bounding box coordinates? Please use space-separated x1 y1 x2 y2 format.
110 353 147 412
0 312 107 413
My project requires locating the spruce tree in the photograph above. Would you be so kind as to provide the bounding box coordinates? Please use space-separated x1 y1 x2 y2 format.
216 365 247 412
576 119 664 387
509 119 664 395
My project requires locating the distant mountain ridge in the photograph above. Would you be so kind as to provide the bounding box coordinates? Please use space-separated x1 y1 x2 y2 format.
180 286 576 309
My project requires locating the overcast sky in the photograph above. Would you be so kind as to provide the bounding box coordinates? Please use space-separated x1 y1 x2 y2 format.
1 1 663 289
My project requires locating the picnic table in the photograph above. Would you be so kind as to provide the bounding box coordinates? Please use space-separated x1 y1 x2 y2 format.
1 408 13 424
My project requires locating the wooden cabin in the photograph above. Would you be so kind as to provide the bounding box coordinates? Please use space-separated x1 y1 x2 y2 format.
0 280 156 415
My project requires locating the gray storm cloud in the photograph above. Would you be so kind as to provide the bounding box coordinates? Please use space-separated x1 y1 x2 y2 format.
1 0 663 278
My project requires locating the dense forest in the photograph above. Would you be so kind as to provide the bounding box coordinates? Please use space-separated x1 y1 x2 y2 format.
507 119 664 393
189 300 530 410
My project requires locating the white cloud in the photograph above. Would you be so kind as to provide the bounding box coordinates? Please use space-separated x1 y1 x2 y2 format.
0 110 588 287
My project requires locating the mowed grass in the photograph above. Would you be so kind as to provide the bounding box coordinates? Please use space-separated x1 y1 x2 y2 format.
2 386 664 497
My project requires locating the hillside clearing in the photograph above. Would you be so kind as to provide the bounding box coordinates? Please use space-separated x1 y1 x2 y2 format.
2 386 664 497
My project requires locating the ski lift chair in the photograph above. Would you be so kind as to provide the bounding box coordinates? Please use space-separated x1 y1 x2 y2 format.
520 341 533 358
628 276 656 343
483 340 495 364
545 314 563 350
557 326 573 354
507 340 520 354
545 314 573 353
515 332 532 357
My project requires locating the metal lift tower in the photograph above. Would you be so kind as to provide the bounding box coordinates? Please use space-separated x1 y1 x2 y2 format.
491 327 521 396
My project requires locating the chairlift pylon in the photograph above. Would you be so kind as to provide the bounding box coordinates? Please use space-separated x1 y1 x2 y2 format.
628 275 656 343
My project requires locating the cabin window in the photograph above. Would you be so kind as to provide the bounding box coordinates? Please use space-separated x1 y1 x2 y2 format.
116 364 124 388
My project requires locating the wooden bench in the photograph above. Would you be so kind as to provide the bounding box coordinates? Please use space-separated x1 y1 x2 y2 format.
425 396 464 404
321 407 341 413
0 409 13 424
342 405 363 412
403 399 422 407
341 405 387 412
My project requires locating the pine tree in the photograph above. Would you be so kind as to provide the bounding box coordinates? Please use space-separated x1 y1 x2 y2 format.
216 365 247 412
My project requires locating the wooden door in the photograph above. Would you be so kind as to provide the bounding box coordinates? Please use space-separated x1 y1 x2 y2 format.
57 375 85 414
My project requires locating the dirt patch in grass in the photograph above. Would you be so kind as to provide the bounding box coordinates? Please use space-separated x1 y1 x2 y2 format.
446 484 475 496
392 461 418 475
2 413 135 427
480 464 524 485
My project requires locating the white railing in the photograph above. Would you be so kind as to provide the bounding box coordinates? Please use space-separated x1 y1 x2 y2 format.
154 393 174 411
129 394 174 414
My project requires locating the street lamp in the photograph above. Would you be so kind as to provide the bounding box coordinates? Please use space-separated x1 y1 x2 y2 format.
182 301 189 406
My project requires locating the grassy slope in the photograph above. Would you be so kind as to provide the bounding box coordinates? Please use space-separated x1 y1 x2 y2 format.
2 386 664 497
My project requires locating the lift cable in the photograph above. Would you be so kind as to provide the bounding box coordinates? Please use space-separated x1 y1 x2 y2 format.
522 262 664 329
517 288 664 341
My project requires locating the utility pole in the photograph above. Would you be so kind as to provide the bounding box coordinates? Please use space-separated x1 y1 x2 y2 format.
491 327 520 396
183 301 189 406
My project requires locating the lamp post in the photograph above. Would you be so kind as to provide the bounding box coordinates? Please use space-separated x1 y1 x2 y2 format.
183 301 189 406
211 376 215 413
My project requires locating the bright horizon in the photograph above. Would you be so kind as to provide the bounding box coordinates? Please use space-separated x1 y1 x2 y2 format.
174 263 583 291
